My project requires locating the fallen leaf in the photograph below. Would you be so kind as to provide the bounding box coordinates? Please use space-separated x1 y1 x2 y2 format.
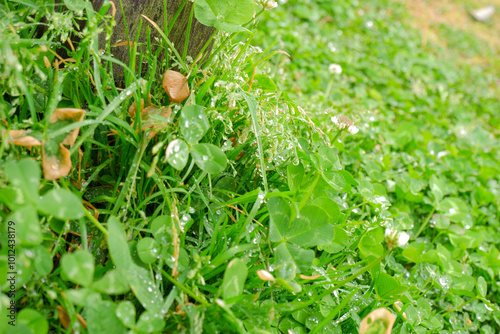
43 143 72 180
76 313 87 329
128 94 152 118
130 105 172 139
113 41 134 47
56 305 70 329
359 308 396 334
43 56 51 69
299 274 321 280
128 99 145 118
7 130 42 147
257 270 275 281
50 108 85 146
163 70 189 103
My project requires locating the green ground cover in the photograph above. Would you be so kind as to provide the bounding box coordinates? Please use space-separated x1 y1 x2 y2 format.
0 0 499 333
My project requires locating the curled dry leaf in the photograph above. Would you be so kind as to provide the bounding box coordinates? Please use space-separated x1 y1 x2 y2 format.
359 308 396 334
130 105 173 139
43 143 72 181
7 130 42 147
163 70 189 103
128 93 152 118
144 106 172 126
7 108 84 180
50 108 85 146
129 99 145 118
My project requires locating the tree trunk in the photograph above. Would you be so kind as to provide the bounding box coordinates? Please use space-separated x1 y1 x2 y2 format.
92 0 216 86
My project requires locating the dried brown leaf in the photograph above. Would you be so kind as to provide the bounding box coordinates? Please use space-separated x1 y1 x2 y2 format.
359 308 396 334
50 108 85 146
299 274 321 280
162 70 189 103
8 130 42 147
113 41 133 48
128 99 145 118
257 270 275 281
76 313 87 329
56 305 70 329
128 94 153 119
43 56 51 69
137 106 172 128
43 143 72 180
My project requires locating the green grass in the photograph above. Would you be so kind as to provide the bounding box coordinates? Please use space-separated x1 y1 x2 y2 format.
1 0 500 333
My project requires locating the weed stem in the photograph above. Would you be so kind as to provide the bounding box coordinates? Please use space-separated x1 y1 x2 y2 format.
84 209 108 236
331 129 344 144
414 207 435 239
161 269 209 307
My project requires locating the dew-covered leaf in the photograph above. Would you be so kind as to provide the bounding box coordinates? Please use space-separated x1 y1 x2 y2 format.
180 104 209 144
375 273 408 299
127 264 164 315
194 0 256 32
107 216 133 269
191 143 227 174
93 269 130 295
337 170 359 186
268 196 292 242
402 242 425 263
4 159 40 203
313 197 340 224
286 205 333 247
116 301 136 328
8 205 42 245
61 250 94 287
449 230 485 249
17 308 48 334
358 178 374 201
320 227 349 254
322 171 346 191
477 276 487 298
136 310 166 333
151 215 173 245
166 139 189 171
437 197 469 222
64 0 87 12
451 275 476 297
221 258 248 300
137 237 162 264
318 146 340 171
432 214 450 229
429 174 447 203
275 242 314 274
359 227 384 257
33 245 53 276
86 298 127 334
287 162 304 191
38 188 84 220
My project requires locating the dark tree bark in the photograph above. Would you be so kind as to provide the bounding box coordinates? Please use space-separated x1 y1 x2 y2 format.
92 0 215 85
36 1 215 85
